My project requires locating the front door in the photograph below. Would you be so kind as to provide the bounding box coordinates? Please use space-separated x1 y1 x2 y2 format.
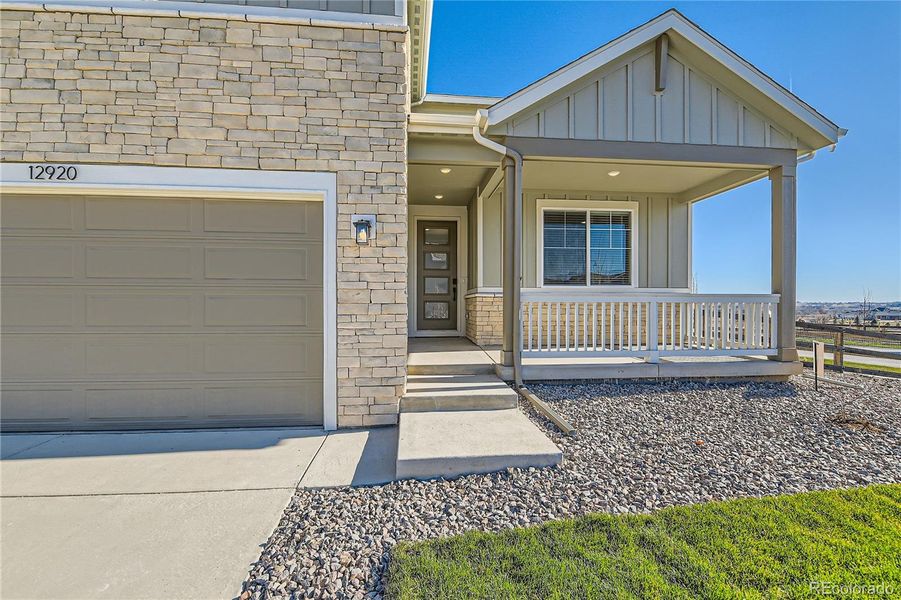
416 220 457 331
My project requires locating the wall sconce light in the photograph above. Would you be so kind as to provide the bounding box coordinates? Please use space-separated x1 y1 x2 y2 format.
352 214 376 245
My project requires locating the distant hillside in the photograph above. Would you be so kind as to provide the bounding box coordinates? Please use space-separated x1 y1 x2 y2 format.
798 301 901 323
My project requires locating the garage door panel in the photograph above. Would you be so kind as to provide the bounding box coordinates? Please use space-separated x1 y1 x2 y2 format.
1 241 75 278
2 337 83 378
203 199 321 237
204 382 322 422
204 335 322 375
85 340 195 377
0 389 80 424
204 246 317 281
86 245 194 279
2 291 76 328
1 193 324 430
85 293 194 327
204 293 318 327
1 195 74 230
85 387 197 421
85 197 192 232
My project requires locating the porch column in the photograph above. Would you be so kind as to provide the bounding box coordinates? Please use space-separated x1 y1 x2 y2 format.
770 165 799 361
501 156 517 366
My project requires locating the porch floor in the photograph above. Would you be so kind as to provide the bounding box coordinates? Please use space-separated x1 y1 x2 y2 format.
408 337 800 381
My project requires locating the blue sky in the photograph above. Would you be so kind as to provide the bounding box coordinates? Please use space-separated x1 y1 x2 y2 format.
426 1 901 302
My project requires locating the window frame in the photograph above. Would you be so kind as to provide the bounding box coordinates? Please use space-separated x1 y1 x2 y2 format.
536 199 638 289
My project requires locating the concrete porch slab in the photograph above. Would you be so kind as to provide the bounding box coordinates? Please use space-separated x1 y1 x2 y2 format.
396 408 562 480
300 427 397 488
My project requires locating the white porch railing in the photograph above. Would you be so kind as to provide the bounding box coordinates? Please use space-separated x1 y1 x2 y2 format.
521 292 780 360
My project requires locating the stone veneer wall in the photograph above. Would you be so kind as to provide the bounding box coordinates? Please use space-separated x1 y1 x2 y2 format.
464 293 503 346
0 6 408 427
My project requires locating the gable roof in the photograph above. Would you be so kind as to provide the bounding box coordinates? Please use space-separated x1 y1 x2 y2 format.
483 9 845 151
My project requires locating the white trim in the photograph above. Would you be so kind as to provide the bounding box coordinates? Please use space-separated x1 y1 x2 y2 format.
422 93 504 106
485 10 841 145
407 205 468 337
472 286 688 298
466 287 503 297
536 198 639 289
0 163 340 432
3 0 405 27
408 113 474 135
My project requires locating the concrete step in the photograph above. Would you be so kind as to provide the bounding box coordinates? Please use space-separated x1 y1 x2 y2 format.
400 374 519 412
407 338 496 376
407 362 494 376
395 408 563 480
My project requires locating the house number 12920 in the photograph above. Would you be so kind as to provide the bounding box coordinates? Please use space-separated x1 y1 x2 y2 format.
29 165 78 181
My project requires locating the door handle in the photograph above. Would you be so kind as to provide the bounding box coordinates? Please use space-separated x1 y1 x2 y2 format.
452 278 457 301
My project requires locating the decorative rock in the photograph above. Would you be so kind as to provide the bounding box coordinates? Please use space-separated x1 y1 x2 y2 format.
241 373 900 598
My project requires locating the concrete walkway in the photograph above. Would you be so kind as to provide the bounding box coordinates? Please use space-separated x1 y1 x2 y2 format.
0 427 397 600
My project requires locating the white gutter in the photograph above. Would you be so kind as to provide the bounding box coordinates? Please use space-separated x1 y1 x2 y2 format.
471 109 524 388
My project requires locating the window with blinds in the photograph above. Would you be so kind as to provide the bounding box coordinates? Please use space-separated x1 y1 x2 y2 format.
543 209 632 286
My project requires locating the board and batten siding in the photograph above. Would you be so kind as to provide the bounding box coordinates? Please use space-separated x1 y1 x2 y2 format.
476 190 691 290
490 45 797 150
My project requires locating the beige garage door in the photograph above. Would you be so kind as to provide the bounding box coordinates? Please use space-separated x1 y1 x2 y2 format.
1 193 324 431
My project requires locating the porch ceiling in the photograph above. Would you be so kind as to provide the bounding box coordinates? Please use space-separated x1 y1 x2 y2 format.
409 163 491 206
522 160 765 199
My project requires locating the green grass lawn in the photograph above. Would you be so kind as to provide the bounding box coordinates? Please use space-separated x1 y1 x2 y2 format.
387 485 901 599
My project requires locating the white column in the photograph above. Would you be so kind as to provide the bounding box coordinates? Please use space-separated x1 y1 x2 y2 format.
770 165 799 361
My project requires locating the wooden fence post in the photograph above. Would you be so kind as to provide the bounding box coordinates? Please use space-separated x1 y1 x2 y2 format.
834 331 844 371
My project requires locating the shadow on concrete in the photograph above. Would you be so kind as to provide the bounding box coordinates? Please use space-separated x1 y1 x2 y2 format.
1 427 325 461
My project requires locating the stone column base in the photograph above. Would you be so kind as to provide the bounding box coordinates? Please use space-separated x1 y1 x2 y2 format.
465 293 503 346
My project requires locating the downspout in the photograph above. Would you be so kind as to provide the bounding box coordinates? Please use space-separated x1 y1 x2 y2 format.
472 109 524 389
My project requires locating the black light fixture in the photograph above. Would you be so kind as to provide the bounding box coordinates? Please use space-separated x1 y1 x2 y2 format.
352 214 375 245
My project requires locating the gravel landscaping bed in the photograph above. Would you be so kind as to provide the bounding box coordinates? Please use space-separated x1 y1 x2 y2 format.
241 372 900 599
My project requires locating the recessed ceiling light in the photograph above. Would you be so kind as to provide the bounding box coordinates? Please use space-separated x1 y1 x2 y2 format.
607 170 621 177
434 194 444 200
440 168 452 174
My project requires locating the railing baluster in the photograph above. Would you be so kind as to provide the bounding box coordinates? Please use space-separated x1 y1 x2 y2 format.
527 303 533 351
601 302 607 350
618 302 623 350
592 303 597 351
770 302 778 349
555 302 561 351
670 301 675 351
583 302 588 352
636 302 643 350
661 302 666 350
627 302 633 350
